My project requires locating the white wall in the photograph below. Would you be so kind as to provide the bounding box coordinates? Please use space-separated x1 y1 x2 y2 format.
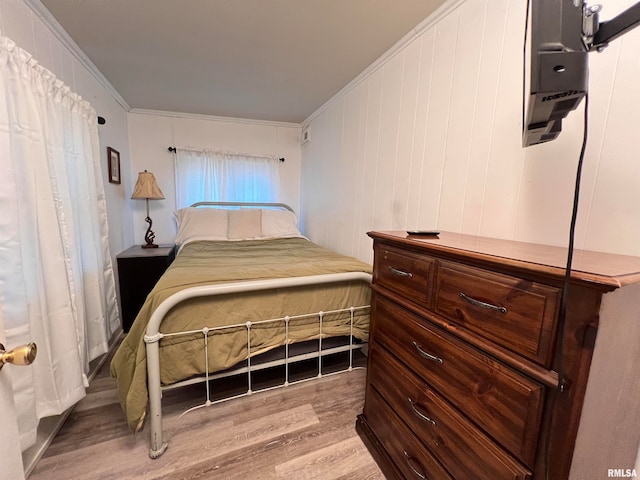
127 110 301 246
301 0 640 264
0 0 133 260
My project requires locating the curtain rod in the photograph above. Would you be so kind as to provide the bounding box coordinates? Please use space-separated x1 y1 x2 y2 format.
168 146 284 162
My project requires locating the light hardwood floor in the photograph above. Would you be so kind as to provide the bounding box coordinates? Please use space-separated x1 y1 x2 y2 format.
29 345 384 479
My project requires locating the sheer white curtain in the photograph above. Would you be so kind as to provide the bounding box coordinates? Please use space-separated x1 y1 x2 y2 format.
0 35 119 450
175 149 280 208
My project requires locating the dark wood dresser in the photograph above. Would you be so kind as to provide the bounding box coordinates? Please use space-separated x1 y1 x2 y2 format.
357 231 640 480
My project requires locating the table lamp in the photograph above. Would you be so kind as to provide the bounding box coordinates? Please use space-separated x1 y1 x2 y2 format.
131 170 165 248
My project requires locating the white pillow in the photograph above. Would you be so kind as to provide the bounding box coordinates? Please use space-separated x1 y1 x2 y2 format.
174 207 229 244
261 209 302 238
228 209 262 239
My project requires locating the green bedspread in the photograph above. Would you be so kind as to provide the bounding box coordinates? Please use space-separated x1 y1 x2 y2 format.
110 237 372 431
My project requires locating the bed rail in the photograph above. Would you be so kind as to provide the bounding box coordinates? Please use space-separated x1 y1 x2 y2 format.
144 271 372 458
190 201 295 213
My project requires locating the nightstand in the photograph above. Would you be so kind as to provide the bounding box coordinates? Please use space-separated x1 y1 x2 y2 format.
116 245 174 332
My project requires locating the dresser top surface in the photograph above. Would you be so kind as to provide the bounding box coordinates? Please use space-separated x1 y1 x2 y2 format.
369 231 640 288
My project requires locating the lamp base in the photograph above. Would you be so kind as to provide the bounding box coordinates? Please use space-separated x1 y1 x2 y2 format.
142 216 158 249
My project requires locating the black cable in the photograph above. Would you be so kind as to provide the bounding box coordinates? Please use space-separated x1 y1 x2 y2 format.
545 93 590 480
522 1 591 475
557 92 589 392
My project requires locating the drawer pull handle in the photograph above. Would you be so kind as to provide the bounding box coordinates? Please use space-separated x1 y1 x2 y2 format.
403 450 428 479
412 341 443 365
389 266 413 278
459 292 507 314
408 398 437 426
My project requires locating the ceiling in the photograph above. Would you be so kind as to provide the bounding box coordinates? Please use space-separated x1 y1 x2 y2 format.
40 0 446 124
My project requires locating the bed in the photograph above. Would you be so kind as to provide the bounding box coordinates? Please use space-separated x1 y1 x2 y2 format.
109 202 372 457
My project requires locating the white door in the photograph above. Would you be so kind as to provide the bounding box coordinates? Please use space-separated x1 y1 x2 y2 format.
0 297 26 480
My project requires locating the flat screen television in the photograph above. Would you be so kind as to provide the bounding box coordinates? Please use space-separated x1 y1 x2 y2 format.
523 0 640 147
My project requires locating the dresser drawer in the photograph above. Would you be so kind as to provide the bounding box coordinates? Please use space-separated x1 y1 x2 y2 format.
368 346 531 480
364 386 454 480
372 294 544 466
374 244 435 308
435 261 560 365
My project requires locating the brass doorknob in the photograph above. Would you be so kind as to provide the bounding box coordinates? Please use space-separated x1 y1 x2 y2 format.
0 343 37 371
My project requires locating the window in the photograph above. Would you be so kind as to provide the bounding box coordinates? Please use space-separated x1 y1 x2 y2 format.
175 149 280 208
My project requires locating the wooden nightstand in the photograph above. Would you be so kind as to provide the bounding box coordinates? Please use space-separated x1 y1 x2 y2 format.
116 245 174 332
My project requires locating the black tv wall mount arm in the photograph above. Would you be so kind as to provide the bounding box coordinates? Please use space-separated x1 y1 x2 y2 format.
586 2 640 52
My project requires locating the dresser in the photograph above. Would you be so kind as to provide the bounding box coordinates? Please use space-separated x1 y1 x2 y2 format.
357 231 640 480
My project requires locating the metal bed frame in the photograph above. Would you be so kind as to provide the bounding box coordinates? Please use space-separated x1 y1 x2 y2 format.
142 202 372 458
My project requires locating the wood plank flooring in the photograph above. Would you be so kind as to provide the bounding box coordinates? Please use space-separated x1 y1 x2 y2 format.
29 343 384 479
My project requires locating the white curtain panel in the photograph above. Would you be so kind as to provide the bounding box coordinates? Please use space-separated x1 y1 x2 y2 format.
0 35 119 450
175 148 280 208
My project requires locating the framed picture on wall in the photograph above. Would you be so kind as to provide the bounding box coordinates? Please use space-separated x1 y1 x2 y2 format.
107 147 121 184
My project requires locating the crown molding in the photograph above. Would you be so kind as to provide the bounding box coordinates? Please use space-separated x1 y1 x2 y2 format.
24 0 131 111
302 0 466 127
129 108 301 128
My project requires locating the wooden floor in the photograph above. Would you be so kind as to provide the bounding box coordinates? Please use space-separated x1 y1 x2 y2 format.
29 344 384 480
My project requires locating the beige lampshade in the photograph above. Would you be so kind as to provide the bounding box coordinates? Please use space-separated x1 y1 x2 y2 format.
131 170 165 200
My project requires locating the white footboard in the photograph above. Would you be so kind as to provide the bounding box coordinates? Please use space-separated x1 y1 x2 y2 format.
144 272 372 458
